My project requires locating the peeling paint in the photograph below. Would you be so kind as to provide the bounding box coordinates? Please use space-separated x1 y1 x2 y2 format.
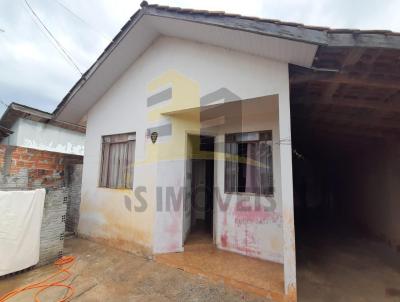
4 118 85 155
234 202 282 226
221 232 228 248
78 37 296 293
285 283 297 302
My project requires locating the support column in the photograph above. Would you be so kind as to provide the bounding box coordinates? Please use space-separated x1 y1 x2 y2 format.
278 88 297 301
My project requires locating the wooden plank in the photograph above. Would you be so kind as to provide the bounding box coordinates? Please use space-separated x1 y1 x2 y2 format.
292 115 400 132
370 90 400 126
291 95 400 112
293 132 382 150
291 70 400 91
341 48 365 67
320 82 340 103
292 120 400 139
314 48 365 106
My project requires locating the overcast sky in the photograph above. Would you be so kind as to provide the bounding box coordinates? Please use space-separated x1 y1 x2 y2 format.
1 0 400 116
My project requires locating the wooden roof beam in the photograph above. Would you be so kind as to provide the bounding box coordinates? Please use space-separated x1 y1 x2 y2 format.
292 121 400 139
322 49 364 101
291 96 400 112
291 71 400 90
292 113 400 130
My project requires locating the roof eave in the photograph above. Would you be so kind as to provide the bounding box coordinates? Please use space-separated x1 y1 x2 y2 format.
53 2 400 122
53 8 146 120
0 102 86 133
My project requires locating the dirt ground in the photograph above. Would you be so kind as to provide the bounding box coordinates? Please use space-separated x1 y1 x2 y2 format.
0 238 272 302
297 228 400 302
156 229 284 300
2 233 399 302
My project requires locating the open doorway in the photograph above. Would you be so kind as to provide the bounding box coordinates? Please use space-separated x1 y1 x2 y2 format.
184 135 214 245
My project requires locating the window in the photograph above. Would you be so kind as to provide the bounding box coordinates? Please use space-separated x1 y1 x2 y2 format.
225 131 273 195
99 133 136 189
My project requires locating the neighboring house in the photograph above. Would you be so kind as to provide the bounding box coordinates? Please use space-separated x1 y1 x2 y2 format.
0 102 85 155
0 104 85 268
52 2 400 301
0 102 85 238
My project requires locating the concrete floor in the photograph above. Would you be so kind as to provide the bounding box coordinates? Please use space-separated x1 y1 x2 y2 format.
156 230 284 301
3 230 398 301
297 228 400 302
0 238 273 302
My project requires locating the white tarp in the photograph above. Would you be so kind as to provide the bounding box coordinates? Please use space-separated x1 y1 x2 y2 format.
0 189 46 276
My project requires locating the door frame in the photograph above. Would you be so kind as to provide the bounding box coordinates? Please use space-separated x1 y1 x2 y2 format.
183 132 216 246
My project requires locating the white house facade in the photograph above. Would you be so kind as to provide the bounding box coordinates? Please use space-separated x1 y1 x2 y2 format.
53 3 400 301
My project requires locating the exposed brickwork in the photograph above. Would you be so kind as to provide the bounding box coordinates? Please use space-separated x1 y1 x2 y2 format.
0 144 83 267
0 144 82 189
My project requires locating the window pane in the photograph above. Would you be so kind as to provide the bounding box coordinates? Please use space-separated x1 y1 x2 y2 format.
225 131 273 195
125 140 135 189
237 132 259 142
238 142 261 194
225 142 238 192
237 143 247 192
99 133 135 189
246 142 261 194
260 141 273 195
103 133 136 143
108 143 123 188
100 143 110 187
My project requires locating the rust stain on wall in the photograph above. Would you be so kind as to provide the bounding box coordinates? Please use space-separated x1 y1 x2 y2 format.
78 190 154 257
79 233 152 257
284 283 297 302
220 232 228 248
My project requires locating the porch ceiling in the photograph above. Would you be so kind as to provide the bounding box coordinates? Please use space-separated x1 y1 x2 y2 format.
163 95 278 131
290 46 400 153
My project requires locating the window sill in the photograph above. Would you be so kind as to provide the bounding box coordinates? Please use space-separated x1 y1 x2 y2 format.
97 186 133 191
224 191 274 198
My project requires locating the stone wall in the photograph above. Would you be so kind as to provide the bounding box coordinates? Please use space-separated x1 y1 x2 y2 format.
65 164 83 233
0 144 83 266
38 188 68 266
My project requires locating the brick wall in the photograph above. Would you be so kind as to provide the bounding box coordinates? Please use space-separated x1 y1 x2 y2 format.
0 144 83 267
0 144 82 189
